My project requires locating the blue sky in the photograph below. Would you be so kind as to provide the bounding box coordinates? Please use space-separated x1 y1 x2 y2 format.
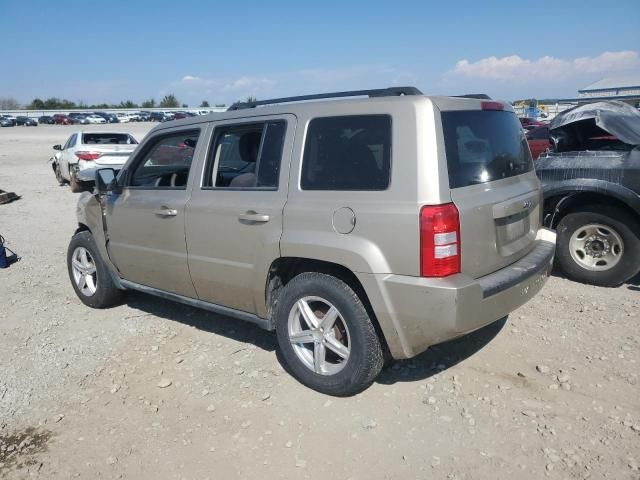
1 0 639 106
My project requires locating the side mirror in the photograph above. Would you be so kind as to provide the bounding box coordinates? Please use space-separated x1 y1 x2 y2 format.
95 168 120 194
53 144 62 150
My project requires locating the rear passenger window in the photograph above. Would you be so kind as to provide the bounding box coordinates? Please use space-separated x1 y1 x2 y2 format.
205 121 286 189
64 134 77 149
301 115 391 190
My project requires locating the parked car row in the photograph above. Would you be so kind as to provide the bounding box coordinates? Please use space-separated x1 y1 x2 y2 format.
2 110 216 127
0 115 38 127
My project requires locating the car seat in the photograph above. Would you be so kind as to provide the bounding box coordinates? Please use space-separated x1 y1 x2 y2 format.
229 131 261 188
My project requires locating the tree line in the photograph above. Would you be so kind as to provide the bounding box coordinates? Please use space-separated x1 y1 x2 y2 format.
0 95 226 110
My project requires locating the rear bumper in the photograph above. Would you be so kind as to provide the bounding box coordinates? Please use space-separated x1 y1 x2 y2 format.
73 162 124 182
356 228 556 359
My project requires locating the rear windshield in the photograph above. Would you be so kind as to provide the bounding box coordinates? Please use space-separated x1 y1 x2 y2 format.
441 110 533 189
82 133 137 145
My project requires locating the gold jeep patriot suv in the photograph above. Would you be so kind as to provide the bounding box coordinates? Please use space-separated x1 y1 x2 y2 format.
68 87 556 395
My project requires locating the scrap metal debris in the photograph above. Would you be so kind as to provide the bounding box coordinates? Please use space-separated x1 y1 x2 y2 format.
0 189 20 205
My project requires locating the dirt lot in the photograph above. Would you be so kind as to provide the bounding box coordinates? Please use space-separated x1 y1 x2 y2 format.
0 124 638 480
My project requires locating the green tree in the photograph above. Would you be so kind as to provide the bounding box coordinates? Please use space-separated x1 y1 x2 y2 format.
141 98 156 108
62 100 76 109
215 103 226 108
41 98 77 109
42 98 60 109
159 94 180 108
118 100 138 109
28 98 45 109
199 100 210 108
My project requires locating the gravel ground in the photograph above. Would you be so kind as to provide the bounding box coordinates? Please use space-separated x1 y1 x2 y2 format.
0 124 638 480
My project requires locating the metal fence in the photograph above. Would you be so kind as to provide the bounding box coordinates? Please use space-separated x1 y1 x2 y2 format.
0 107 227 118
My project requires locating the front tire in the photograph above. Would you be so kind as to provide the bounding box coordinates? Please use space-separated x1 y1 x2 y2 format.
556 205 640 287
275 272 384 396
54 162 65 185
67 231 123 308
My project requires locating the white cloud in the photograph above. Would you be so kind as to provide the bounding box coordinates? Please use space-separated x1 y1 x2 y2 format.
452 50 640 80
168 65 415 105
573 50 640 73
179 75 217 87
222 76 275 92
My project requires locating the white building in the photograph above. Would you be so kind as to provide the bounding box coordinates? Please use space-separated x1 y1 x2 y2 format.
577 75 640 106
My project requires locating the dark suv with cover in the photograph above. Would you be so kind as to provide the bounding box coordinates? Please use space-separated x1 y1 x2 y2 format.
537 101 640 286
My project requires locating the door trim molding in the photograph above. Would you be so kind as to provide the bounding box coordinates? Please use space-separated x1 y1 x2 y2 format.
120 279 273 330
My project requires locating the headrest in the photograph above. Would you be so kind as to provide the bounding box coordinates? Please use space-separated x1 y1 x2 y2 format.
238 131 261 163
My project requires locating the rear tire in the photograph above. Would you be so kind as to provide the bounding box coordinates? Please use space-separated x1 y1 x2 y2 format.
67 231 123 308
275 272 384 396
69 171 83 193
556 205 640 287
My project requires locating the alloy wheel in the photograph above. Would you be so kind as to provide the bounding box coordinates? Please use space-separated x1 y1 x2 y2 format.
287 296 351 375
71 246 98 296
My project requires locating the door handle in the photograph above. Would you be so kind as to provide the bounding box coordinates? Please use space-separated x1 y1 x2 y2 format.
238 211 270 223
154 207 178 217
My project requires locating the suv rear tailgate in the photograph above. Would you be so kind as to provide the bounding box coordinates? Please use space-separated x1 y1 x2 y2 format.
450 174 541 278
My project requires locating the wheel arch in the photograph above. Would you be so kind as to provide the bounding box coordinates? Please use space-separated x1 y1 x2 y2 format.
75 222 91 235
265 257 392 358
543 189 640 229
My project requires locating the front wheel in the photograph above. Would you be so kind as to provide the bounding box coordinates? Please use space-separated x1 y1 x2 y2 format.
54 162 65 185
556 205 640 287
275 272 384 396
67 231 123 308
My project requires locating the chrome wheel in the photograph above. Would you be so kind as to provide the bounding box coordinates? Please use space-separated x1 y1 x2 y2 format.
569 223 624 271
288 296 351 375
71 246 97 296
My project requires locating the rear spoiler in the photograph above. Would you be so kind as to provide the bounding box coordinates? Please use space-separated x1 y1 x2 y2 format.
452 94 492 100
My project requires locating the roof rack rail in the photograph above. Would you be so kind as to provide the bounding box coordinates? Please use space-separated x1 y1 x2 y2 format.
227 86 423 111
453 94 492 100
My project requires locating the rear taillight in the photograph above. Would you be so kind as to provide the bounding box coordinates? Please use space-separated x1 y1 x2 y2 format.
75 151 102 161
481 101 504 111
420 203 460 277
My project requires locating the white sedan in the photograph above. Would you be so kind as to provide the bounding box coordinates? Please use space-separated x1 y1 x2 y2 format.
85 114 107 124
51 131 138 191
115 113 130 123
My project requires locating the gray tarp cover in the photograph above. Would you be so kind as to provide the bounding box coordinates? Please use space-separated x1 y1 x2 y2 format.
550 100 640 146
